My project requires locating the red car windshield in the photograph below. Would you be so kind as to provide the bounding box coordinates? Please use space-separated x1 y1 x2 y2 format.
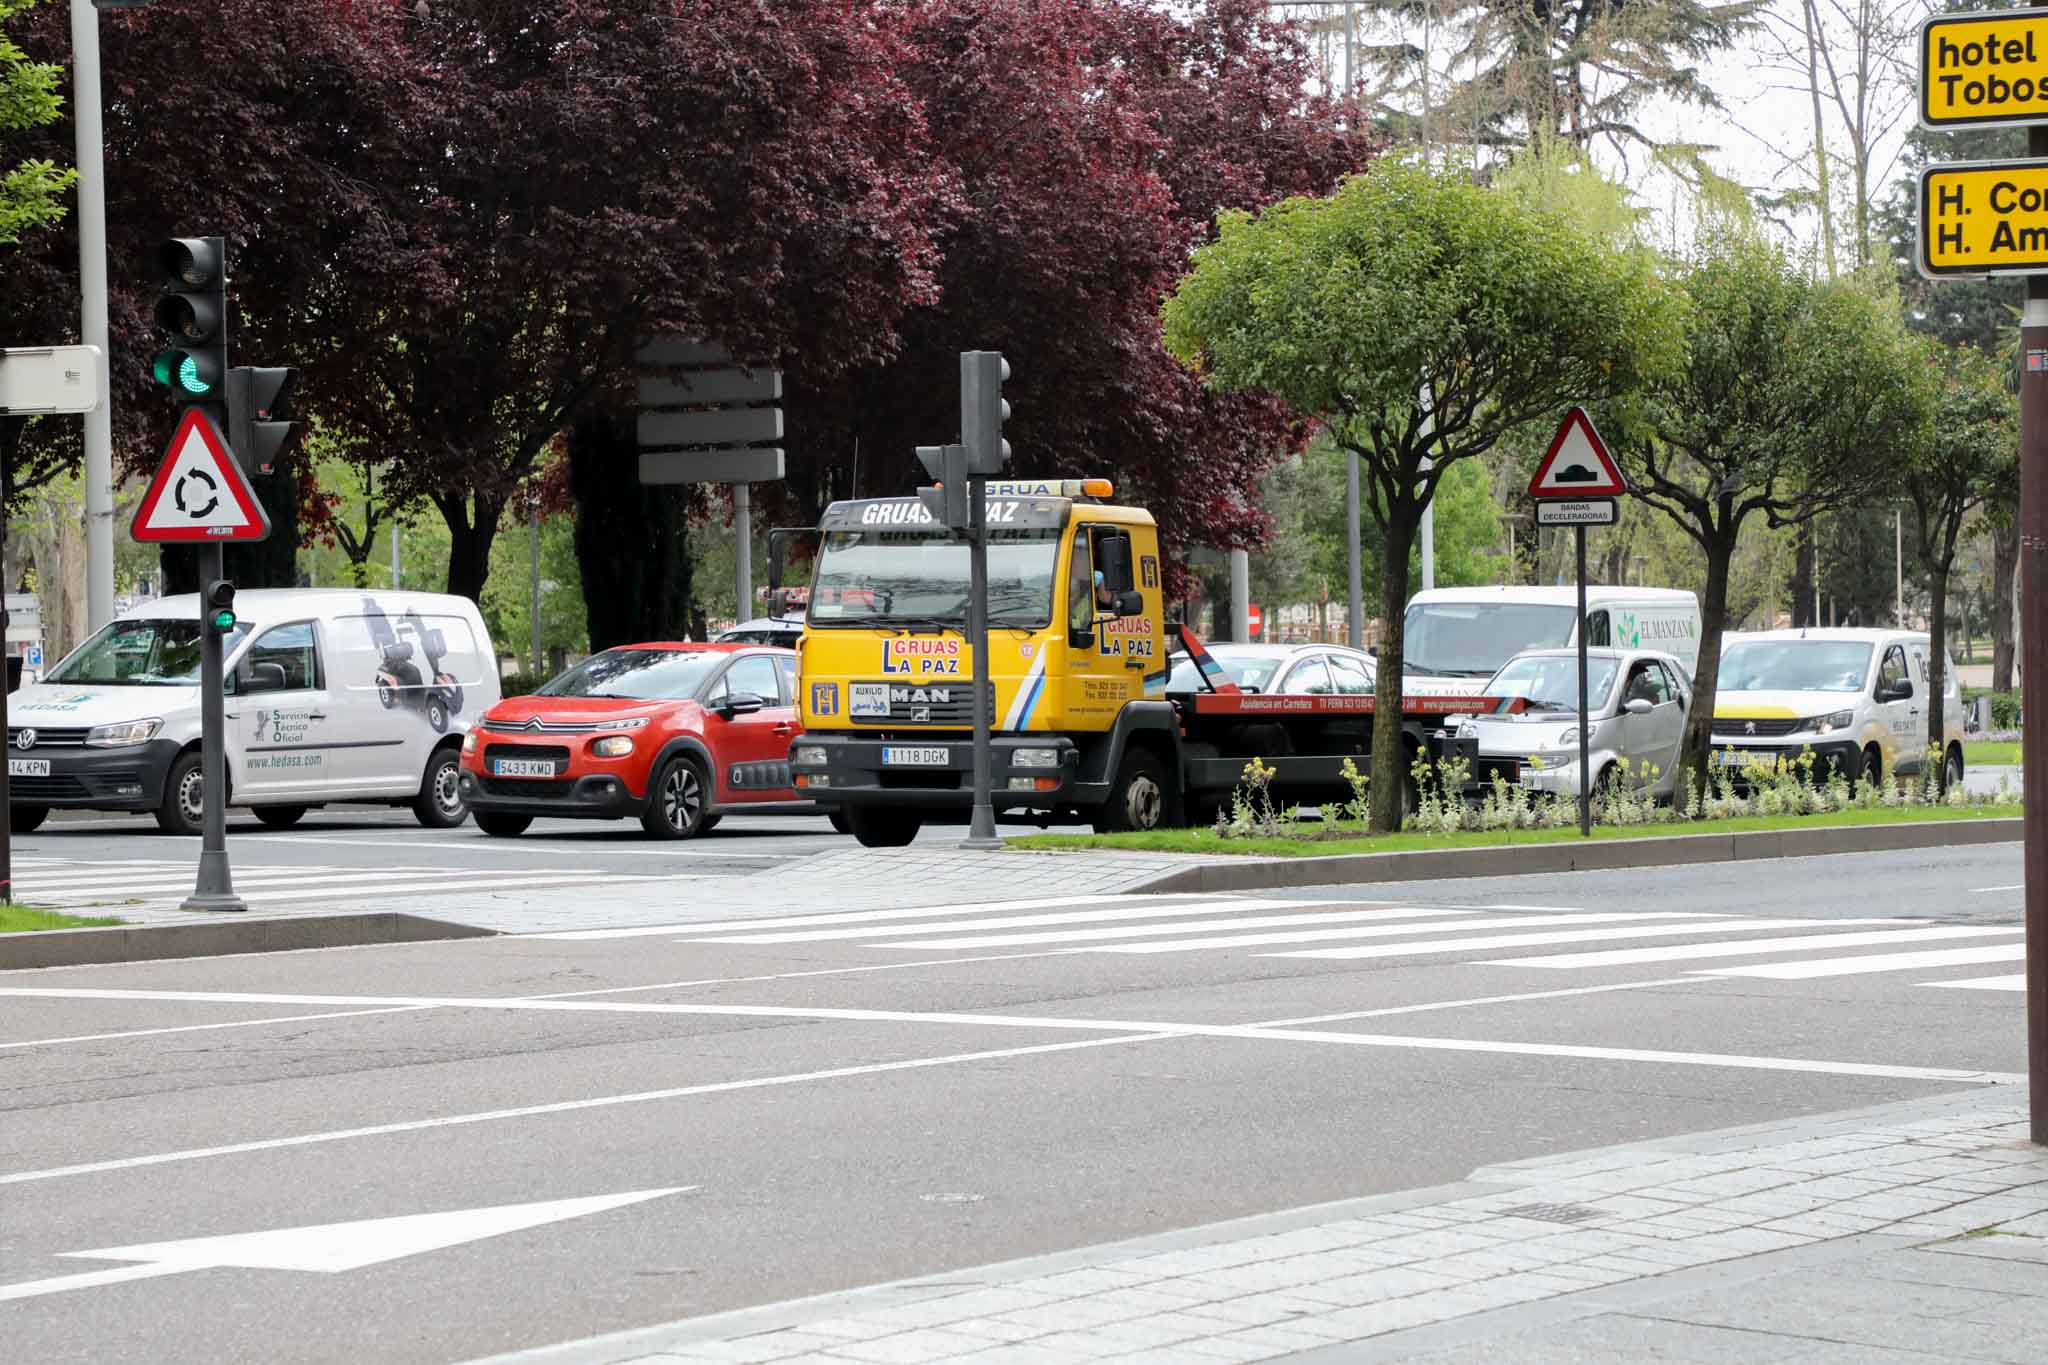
538 649 726 701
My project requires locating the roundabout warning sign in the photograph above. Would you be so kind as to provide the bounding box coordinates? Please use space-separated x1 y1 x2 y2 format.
130 409 271 543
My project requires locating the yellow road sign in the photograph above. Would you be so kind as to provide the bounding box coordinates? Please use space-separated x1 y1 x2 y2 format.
1921 11 2048 130
1918 160 2048 278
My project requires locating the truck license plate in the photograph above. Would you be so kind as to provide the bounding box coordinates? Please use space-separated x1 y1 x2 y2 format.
491 758 557 778
881 746 948 767
7 758 48 777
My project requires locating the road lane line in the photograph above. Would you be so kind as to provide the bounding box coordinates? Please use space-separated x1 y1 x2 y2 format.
1923 975 2027 991
1089 911 1724 955
0 1006 445 1051
96 873 688 909
1255 977 1708 1026
1700 944 2029 979
1970 884 2022 893
888 911 1608 952
528 894 1247 940
1483 923 1999 969
1263 917 1873 962
708 903 1451 946
236 834 785 859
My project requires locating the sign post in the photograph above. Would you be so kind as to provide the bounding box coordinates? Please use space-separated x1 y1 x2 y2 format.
1916 1 2048 1148
1528 406 1628 838
130 408 270 913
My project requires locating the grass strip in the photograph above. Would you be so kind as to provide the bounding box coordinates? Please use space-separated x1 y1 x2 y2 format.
0 905 125 933
1010 803 2024 858
1964 741 2021 766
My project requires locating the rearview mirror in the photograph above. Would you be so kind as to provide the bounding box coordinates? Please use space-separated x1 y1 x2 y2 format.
1098 533 1135 594
1623 697 1654 716
719 691 766 718
1113 589 1144 618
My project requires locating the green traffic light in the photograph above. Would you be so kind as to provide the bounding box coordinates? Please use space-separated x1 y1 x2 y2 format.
152 350 218 397
211 610 236 631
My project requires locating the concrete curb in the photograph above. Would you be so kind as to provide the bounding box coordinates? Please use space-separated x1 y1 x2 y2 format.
1123 816 2022 895
0 912 497 971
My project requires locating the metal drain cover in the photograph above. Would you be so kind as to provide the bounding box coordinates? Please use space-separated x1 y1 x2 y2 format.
1502 1202 1605 1224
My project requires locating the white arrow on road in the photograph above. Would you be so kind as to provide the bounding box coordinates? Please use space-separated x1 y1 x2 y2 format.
0 1187 692 1302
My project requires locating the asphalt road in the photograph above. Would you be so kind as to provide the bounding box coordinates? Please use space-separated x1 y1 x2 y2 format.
0 838 2025 1363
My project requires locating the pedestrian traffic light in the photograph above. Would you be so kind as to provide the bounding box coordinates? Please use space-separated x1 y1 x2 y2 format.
203 578 237 634
916 444 970 529
226 366 299 475
152 237 227 406
961 351 1010 475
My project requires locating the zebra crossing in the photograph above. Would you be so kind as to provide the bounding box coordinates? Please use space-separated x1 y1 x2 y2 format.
10 855 680 913
658 893 2027 992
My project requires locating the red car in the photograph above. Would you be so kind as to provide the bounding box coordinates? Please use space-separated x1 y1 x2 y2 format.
458 643 802 839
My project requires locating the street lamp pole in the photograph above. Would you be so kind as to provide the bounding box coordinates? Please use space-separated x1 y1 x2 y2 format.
71 0 115 632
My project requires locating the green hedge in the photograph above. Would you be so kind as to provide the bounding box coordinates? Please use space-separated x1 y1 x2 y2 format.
1963 687 2022 730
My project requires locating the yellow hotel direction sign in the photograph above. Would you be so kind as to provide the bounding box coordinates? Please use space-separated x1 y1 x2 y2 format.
1921 11 2048 130
1919 161 2048 277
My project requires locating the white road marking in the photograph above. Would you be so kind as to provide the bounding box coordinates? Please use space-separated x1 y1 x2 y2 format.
238 834 783 859
1483 923 1997 969
1923 975 2027 992
713 903 1454 946
80 873 686 910
0 1188 691 1301
529 894 1242 940
25 869 574 897
0 1006 445 1051
1264 917 1874 962
1701 944 2029 980
1970 884 2022 893
890 911 1637 952
1255 977 1707 1026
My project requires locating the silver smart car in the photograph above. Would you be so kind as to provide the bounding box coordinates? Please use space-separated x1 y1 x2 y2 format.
1459 647 1691 800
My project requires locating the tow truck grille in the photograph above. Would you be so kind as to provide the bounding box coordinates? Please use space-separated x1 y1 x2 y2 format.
848 686 990 727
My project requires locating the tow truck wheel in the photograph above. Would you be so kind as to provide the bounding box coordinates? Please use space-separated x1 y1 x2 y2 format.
847 807 920 847
1093 748 1171 833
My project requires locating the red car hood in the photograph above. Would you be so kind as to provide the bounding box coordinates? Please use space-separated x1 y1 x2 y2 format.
484 695 694 726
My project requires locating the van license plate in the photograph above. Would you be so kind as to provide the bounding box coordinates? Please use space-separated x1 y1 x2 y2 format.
1711 750 1752 767
491 759 557 778
7 759 48 777
881 746 948 767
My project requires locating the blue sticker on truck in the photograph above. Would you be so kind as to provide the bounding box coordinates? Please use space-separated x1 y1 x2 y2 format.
811 682 839 716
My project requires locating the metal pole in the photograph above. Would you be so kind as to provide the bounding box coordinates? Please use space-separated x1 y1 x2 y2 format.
1230 548 1250 640
734 482 753 625
1346 454 1363 646
71 0 114 632
1576 524 1591 838
0 521 12 905
390 523 399 589
528 507 542 676
1896 509 1905 626
961 475 1000 849
2021 263 2048 1146
182 543 243 912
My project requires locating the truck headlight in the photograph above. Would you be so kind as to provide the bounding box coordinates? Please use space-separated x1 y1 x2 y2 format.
793 745 828 767
591 736 635 758
86 718 162 748
1803 710 1855 735
1011 747 1060 768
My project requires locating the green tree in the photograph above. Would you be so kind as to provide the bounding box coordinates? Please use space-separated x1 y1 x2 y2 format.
1901 340 2018 758
1164 160 1683 829
1612 227 1933 787
0 0 71 246
481 512 587 668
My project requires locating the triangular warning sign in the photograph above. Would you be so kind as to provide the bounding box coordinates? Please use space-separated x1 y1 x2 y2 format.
130 409 272 544
1528 406 1627 498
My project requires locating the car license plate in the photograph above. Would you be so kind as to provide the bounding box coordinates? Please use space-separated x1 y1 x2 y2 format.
7 758 48 777
491 758 557 778
1711 750 1751 767
881 746 948 767
850 683 890 718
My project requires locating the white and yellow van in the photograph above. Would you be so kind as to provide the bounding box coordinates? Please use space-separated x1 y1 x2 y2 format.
1709 628 1966 786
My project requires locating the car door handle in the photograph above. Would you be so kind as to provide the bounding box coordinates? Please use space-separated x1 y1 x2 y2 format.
772 723 795 734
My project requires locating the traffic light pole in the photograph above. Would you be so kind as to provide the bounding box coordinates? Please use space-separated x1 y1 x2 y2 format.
961 475 1000 850
70 0 115 631
181 543 243 912
2023 261 2048 1145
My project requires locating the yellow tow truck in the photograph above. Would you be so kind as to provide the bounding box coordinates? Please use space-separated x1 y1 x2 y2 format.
784 479 1492 847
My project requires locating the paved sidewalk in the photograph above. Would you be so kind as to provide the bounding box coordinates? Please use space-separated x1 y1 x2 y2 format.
477 1090 2048 1365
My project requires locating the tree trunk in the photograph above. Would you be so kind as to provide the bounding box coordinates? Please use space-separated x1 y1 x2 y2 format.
1201 570 1233 641
1368 508 1417 833
1927 560 1950 760
437 491 503 604
1791 522 1816 629
1992 519 2018 692
567 415 693 651
1679 522 1739 796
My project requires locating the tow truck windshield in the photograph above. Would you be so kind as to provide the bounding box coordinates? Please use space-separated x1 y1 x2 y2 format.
1403 602 1575 678
809 528 1060 628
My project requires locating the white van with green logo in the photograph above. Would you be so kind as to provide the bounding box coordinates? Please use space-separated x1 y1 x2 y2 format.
1403 586 1700 695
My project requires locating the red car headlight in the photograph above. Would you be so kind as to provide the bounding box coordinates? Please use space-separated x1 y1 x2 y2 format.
592 736 635 758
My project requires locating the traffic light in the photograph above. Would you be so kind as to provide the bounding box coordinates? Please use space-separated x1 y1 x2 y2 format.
961 350 1011 475
203 579 237 635
226 366 299 475
152 237 227 407
915 444 970 529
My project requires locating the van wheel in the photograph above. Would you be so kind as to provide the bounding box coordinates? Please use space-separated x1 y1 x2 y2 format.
155 751 205 836
1943 745 1964 793
1092 748 1171 833
10 804 47 833
827 809 852 834
412 747 468 828
254 805 307 829
1856 745 1883 791
425 695 450 734
847 807 920 847
476 811 531 837
641 756 709 839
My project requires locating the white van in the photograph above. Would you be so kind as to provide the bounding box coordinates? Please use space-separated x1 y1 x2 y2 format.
7 590 500 835
1710 627 1966 786
1402 586 1700 695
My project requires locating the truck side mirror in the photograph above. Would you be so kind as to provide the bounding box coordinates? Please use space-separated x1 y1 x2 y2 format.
1114 589 1144 617
767 528 789 593
1098 534 1135 594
